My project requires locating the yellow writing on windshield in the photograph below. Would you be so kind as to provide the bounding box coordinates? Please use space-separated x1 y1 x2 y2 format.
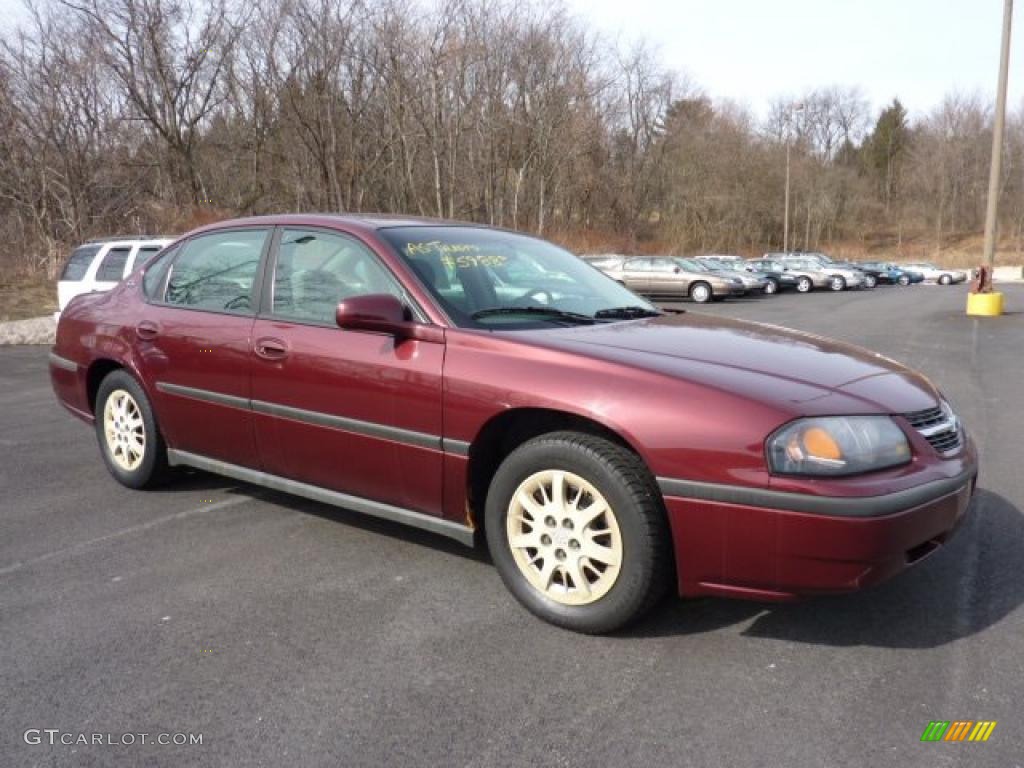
440 254 508 269
406 240 480 256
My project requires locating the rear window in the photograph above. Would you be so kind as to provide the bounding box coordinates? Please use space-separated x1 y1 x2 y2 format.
60 244 101 281
95 246 133 282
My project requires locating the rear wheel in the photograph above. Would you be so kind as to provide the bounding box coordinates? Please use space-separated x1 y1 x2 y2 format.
939 274 952 285
689 281 712 303
763 278 779 295
830 275 846 291
796 276 813 293
864 274 877 289
898 274 911 286
485 432 671 634
95 370 170 489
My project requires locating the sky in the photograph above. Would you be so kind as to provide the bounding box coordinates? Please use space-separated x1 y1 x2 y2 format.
0 0 1018 120
566 0 1021 119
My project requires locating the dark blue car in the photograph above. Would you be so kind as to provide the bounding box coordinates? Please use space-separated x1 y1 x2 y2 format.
857 262 924 286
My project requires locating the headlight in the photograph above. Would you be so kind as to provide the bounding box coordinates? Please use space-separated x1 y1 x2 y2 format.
767 416 911 476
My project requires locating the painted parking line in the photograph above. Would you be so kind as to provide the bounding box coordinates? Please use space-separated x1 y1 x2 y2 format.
0 493 256 577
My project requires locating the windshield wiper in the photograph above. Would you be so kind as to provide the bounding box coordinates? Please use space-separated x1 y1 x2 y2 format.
593 305 663 320
470 306 596 324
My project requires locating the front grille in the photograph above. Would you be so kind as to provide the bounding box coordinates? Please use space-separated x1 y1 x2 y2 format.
904 404 962 456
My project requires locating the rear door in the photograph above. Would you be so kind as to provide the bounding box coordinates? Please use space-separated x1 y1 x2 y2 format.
249 227 445 516
136 228 270 467
619 258 652 294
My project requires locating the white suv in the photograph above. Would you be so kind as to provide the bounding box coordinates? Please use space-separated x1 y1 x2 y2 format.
56 236 173 318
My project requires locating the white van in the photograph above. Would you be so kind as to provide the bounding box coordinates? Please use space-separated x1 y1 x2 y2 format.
56 236 173 319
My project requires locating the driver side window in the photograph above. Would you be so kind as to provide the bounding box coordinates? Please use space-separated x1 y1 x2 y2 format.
271 229 403 325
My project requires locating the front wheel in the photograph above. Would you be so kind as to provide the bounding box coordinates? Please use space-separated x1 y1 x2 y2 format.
830 275 846 291
484 432 671 634
95 370 170 489
763 278 779 295
689 281 713 303
796 276 813 293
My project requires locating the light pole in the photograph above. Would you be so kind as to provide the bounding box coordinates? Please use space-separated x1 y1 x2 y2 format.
970 0 1013 316
783 103 804 253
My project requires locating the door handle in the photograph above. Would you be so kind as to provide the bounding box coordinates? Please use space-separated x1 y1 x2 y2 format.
254 337 288 361
135 321 160 341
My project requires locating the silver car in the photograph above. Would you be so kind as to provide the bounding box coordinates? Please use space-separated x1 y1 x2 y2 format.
599 256 744 303
696 256 769 294
901 262 968 285
769 253 866 291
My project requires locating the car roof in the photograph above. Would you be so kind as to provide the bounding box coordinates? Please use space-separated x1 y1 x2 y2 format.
184 213 492 238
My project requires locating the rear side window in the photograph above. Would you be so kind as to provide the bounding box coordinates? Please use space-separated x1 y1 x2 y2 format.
135 245 164 267
143 245 179 299
164 230 267 314
95 246 133 282
60 244 101 281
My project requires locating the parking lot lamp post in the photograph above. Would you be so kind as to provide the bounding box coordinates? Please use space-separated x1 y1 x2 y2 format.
970 0 1012 316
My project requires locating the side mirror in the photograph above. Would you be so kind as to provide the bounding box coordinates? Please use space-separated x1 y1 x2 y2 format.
336 293 410 335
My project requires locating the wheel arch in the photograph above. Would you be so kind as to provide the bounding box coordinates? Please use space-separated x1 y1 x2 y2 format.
85 359 126 414
464 407 661 541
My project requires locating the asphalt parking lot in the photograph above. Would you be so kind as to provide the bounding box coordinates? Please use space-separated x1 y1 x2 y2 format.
2 284 1023 767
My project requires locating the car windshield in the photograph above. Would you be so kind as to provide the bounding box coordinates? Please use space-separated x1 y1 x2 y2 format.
379 226 657 328
675 258 708 272
698 258 730 270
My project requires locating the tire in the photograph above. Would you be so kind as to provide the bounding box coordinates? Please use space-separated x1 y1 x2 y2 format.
864 274 877 289
95 370 171 489
830 275 846 291
763 278 779 295
898 274 911 286
484 431 671 634
689 281 712 303
939 274 952 285
796 276 812 293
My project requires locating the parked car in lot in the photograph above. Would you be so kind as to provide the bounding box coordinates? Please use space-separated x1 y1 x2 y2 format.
50 214 977 633
754 256 832 293
694 256 771 294
597 256 744 303
739 259 799 294
56 236 173 319
857 262 924 286
769 253 867 291
900 262 968 285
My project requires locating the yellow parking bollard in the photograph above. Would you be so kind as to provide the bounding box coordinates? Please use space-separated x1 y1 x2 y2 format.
966 292 1004 316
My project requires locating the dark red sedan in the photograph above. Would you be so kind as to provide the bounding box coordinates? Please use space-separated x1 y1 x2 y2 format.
50 214 977 633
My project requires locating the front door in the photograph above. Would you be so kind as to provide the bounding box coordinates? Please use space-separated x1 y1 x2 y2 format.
137 228 269 467
250 227 445 516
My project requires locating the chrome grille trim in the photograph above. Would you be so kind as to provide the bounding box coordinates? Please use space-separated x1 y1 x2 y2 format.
903 403 962 456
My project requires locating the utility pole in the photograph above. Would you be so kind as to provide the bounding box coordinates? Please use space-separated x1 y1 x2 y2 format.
783 103 803 253
981 0 1013 291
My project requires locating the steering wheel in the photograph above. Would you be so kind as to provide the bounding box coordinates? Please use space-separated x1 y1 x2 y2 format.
513 288 553 306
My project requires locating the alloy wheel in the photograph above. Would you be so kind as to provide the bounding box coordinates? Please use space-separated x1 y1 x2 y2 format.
103 389 146 471
797 276 812 293
764 279 778 295
830 276 845 291
505 469 622 606
691 283 711 303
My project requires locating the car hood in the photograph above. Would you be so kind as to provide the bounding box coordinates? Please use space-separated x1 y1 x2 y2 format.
515 313 939 416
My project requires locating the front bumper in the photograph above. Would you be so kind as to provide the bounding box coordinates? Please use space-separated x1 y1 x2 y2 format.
660 462 977 601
